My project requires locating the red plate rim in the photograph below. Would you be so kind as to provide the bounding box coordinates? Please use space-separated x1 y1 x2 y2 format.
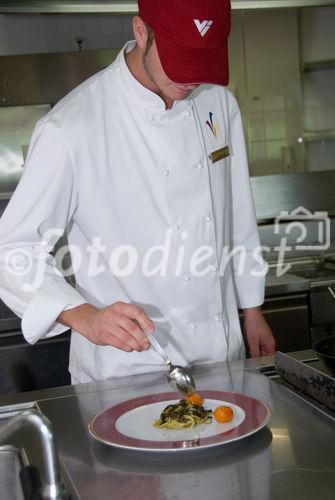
88 390 271 451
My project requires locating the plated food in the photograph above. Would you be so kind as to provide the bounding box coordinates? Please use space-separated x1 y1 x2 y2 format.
153 398 213 429
88 390 271 452
153 393 234 429
213 405 234 423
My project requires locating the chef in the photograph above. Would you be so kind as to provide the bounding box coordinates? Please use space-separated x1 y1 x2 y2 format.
0 0 275 384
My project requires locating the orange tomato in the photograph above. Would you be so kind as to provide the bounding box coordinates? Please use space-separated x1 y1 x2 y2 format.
213 405 234 423
186 393 204 406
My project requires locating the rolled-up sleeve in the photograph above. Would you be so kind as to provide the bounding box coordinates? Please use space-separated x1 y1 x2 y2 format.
0 117 87 344
229 95 266 309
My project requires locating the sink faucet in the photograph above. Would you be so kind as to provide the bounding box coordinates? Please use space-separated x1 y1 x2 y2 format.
0 409 68 499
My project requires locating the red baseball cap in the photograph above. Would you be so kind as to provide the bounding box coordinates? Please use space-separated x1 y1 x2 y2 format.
138 0 231 86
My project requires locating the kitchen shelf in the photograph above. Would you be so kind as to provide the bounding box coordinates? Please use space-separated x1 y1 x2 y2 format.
302 59 335 73
0 0 334 13
303 129 335 142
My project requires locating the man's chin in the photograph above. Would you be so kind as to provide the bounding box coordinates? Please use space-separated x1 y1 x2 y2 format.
168 89 194 101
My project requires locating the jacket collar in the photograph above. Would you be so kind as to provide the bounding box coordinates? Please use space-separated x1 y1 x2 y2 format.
116 41 194 114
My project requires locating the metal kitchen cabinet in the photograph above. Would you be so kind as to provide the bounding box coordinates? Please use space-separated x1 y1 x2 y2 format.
261 293 310 352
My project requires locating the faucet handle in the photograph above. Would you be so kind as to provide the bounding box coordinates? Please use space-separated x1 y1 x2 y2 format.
0 409 68 499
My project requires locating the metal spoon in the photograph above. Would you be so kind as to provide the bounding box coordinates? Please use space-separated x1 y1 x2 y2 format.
143 330 196 396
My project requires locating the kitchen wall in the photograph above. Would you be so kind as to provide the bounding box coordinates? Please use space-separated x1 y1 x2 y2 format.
300 6 335 172
0 14 134 55
229 6 335 176
0 6 334 177
229 9 303 177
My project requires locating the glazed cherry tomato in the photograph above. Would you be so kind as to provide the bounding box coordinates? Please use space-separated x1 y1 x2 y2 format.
186 393 204 406
213 405 234 423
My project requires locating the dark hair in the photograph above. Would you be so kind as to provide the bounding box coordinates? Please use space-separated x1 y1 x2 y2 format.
144 23 154 54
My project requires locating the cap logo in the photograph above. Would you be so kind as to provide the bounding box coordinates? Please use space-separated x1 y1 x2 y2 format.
194 19 213 37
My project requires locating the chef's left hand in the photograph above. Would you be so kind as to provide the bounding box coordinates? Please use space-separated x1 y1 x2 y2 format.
242 307 276 357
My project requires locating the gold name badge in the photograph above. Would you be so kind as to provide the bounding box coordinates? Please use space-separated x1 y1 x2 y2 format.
209 145 230 164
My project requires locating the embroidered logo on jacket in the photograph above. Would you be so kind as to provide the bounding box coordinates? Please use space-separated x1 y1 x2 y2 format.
206 112 218 140
194 19 213 37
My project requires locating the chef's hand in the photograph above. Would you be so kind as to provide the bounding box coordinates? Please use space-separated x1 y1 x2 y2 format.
58 302 154 352
242 307 276 357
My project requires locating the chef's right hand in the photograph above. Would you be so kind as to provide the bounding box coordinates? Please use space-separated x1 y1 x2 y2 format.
58 302 154 352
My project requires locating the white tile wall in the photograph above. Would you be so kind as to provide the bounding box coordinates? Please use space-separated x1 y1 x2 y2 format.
248 112 265 141
300 6 335 171
228 12 247 105
247 94 263 112
251 141 266 162
229 6 335 175
285 109 302 138
264 95 285 112
300 7 335 63
264 111 286 141
229 9 303 175
306 140 335 172
303 69 335 131
1 7 334 176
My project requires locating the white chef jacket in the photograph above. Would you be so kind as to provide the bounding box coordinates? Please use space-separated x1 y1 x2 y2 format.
0 41 265 383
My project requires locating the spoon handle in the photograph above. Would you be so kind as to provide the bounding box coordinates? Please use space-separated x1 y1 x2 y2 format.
143 330 172 368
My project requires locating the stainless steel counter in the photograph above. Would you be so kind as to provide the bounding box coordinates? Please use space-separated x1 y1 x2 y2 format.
265 271 310 296
0 352 334 500
265 256 335 297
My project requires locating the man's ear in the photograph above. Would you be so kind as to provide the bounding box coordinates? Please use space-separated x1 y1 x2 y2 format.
132 16 148 50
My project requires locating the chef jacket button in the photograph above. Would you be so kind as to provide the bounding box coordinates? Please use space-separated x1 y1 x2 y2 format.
147 115 154 123
173 224 180 231
188 322 197 330
205 215 212 222
213 314 221 323
196 163 204 170
211 265 218 272
184 110 191 118
182 275 191 282
163 170 170 176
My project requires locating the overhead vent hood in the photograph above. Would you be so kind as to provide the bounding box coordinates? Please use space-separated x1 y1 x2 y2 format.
0 0 334 14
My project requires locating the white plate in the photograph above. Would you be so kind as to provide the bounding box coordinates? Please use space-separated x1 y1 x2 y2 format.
116 399 245 442
89 390 271 452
